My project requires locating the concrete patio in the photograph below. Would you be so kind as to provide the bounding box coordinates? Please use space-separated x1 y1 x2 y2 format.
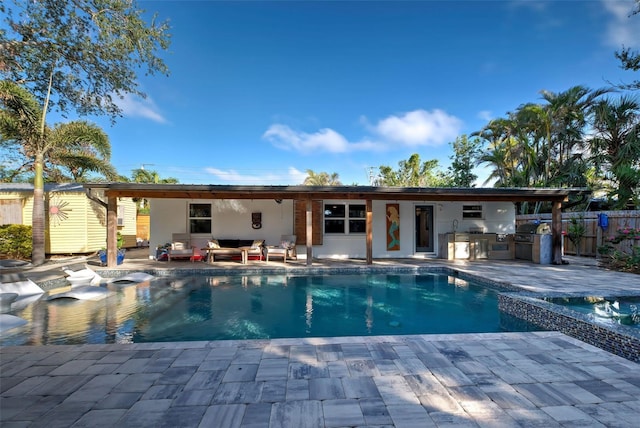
1 252 640 427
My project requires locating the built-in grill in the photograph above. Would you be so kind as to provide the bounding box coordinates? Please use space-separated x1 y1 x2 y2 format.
514 222 552 264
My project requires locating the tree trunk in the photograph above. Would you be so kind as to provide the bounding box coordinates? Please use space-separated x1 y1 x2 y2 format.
31 152 46 266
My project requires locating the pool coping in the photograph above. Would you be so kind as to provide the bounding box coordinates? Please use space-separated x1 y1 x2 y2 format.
36 265 640 363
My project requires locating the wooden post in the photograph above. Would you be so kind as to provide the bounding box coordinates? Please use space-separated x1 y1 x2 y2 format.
306 198 313 266
107 196 118 267
552 200 563 264
366 199 373 264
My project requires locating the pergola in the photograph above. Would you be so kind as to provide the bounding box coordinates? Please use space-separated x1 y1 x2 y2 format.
83 183 587 267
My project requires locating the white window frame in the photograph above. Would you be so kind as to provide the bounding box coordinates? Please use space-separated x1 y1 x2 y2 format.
324 203 366 234
188 203 212 234
462 204 483 219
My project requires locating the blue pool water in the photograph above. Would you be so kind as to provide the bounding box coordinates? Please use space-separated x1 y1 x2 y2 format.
1 274 540 345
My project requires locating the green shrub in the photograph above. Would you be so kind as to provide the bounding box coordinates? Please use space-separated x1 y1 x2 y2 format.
597 227 640 274
0 224 32 260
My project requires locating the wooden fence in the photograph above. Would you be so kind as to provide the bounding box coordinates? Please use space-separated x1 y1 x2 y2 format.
516 211 640 257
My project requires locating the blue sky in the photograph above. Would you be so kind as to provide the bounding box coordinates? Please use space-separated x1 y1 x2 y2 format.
83 1 640 185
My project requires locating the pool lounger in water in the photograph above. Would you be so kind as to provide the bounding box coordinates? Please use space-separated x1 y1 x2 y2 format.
0 314 28 334
63 266 154 286
47 285 112 301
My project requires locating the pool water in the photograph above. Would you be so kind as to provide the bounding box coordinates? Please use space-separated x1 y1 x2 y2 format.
545 296 640 328
1 273 540 345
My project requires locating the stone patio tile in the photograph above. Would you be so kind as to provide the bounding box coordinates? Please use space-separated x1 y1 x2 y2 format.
2 375 49 396
428 411 478 427
70 408 126 427
212 381 263 404
256 358 289 381
576 402 640 427
415 351 453 368
327 360 349 378
342 376 380 399
259 379 286 403
142 357 175 373
28 374 94 396
151 348 183 359
117 398 173 427
15 364 55 377
575 379 636 402
0 361 35 377
368 343 400 360
7 395 66 422
171 349 209 367
80 363 119 375
233 348 263 364
37 351 82 366
322 399 365 427
48 359 96 376
428 360 474 386
184 369 225 390
447 385 492 407
198 358 232 371
387 403 434 428
206 346 238 360
199 403 246 428
340 343 371 359
373 375 420 405
513 382 580 407
309 377 345 400
116 358 151 373
0 396 39 421
223 364 258 382
157 405 207 428
141 383 182 400
269 400 322 428
65 373 128 402
505 408 562 427
359 397 393 425
288 361 329 379
393 356 429 375
156 366 198 385
346 359 380 377
0 376 25 394
113 372 161 393
172 389 213 406
479 382 538 410
29 401 94 428
541 405 604 426
92 392 142 409
286 379 309 400
240 402 272 428
262 344 290 359
96 351 135 365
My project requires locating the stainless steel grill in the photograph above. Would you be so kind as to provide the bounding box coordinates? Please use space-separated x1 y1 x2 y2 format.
515 223 552 263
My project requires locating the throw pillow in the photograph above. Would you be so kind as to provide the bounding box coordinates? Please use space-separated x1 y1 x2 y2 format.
208 240 220 249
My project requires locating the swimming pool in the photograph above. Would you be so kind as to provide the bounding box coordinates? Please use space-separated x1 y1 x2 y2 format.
1 273 540 345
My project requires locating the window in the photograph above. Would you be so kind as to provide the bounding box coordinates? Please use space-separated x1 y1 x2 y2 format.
324 203 366 234
189 203 212 233
462 204 483 219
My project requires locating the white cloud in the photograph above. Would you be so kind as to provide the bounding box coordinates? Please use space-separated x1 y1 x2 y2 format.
371 109 463 147
115 93 167 123
602 0 640 48
262 124 382 154
477 110 493 122
204 166 307 185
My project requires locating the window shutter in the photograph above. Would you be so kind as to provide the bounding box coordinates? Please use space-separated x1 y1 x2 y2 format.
294 200 323 245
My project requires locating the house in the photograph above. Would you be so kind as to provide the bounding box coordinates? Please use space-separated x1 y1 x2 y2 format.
83 183 586 267
0 183 137 254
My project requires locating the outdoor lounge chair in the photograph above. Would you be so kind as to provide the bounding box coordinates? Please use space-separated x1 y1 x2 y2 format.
168 233 197 262
266 234 297 263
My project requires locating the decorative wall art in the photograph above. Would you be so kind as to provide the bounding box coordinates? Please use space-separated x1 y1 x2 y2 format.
386 203 400 251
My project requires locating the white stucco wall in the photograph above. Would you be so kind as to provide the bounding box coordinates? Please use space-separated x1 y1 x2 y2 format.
150 198 515 259
149 199 294 258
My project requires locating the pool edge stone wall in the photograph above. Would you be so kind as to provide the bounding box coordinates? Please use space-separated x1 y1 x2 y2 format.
499 293 640 363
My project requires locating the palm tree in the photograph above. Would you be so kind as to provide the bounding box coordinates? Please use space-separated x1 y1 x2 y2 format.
47 121 117 182
0 80 116 264
303 170 342 186
588 96 640 208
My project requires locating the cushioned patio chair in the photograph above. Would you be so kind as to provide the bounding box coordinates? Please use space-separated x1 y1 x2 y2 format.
266 235 297 263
